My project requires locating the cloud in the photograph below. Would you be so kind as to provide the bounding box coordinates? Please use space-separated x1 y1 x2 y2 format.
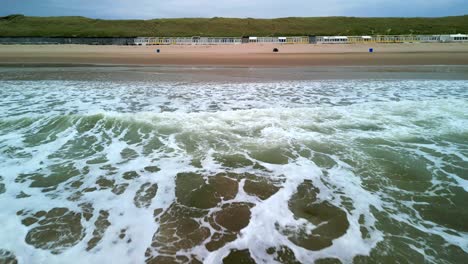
1 0 467 18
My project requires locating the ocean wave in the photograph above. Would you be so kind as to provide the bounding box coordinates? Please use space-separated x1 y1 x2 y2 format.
0 80 467 263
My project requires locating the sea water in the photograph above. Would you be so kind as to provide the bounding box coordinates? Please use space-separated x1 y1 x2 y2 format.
0 79 467 263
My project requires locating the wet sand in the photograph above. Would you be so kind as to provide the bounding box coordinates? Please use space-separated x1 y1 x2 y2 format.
1 65 468 82
0 43 468 66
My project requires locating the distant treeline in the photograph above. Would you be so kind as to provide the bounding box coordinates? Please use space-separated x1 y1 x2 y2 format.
0 14 467 37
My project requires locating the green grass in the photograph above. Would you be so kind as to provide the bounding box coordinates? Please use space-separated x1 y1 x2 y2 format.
0 14 467 37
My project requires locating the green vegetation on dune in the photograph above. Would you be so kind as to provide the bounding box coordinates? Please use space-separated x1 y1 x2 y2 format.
0 14 467 37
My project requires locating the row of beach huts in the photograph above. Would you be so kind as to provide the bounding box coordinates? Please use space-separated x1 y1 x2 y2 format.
134 34 468 45
0 34 466 45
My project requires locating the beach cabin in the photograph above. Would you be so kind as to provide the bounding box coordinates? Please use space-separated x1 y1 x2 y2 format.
336 36 348 43
373 35 394 43
286 36 309 44
344 36 366 43
439 35 452 42
192 36 201 44
417 35 440 43
372 35 416 43
199 37 242 45
178 38 193 45
134 37 149 46
256 37 274 43
362 36 372 42
438 34 468 42
252 36 308 44
317 36 348 44
219 37 242 44
260 37 284 43
451 34 468 42
249 37 258 43
308 36 317 44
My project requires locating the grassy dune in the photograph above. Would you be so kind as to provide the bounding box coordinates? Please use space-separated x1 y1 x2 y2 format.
0 14 467 37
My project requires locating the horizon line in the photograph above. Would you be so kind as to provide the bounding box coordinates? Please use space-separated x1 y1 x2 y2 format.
2 14 468 20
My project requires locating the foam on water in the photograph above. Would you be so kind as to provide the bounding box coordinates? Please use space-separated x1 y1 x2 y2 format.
0 80 467 263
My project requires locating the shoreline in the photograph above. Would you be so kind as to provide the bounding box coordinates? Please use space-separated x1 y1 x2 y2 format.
1 43 468 67
2 65 468 82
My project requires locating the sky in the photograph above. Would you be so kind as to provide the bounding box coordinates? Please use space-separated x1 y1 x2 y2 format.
1 0 468 19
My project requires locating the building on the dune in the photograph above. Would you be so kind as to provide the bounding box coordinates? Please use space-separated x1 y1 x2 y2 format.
416 35 442 42
0 37 136 45
248 36 258 43
133 37 242 45
315 34 468 44
2 34 465 46
133 36 313 45
441 34 468 42
416 34 467 43
316 36 348 43
317 35 419 44
285 36 309 44
255 37 309 44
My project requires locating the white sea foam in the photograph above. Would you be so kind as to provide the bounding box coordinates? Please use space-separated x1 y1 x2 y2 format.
0 80 467 263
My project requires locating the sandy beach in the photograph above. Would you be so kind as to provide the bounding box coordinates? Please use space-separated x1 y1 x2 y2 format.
1 43 468 66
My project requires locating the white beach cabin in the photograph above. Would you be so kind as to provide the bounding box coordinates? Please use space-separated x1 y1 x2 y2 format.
450 34 468 42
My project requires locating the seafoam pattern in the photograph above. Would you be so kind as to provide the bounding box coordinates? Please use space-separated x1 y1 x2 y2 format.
0 80 467 264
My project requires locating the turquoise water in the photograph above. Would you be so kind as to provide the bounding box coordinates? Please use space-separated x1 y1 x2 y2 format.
0 79 467 263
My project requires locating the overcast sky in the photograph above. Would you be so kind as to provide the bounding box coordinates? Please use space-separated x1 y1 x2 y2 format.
2 0 467 19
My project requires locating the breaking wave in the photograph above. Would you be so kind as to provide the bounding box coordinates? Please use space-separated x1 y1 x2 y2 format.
0 80 467 263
